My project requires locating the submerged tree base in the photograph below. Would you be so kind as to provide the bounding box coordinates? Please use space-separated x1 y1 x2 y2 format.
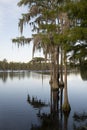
62 103 71 113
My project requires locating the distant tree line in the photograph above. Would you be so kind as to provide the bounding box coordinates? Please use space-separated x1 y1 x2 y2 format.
1 57 86 71
0 58 51 71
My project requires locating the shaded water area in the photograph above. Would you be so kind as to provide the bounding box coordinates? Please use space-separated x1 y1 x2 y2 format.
0 70 87 130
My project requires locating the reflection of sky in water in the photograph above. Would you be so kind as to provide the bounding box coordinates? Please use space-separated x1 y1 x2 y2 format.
68 73 87 111
0 71 87 130
0 71 50 130
67 73 87 130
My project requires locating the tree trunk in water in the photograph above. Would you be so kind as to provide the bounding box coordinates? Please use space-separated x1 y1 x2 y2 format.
64 112 70 130
50 46 59 90
60 46 63 83
62 51 71 112
57 46 59 86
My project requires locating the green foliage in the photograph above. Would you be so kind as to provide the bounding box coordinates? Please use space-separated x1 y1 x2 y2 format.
12 0 87 65
69 27 87 42
66 0 87 20
12 36 32 46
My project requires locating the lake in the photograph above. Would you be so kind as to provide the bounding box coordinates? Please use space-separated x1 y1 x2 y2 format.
0 70 87 130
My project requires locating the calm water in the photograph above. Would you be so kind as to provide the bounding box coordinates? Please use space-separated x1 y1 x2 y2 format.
0 70 87 130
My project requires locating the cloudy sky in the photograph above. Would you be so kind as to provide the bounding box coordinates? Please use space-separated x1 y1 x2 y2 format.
0 0 41 63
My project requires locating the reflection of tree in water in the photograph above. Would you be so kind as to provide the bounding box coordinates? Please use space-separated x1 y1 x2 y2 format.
30 71 49 80
27 80 70 130
9 71 26 80
26 71 31 78
27 95 48 109
0 71 49 83
0 71 31 82
80 65 87 81
73 112 87 130
0 72 8 83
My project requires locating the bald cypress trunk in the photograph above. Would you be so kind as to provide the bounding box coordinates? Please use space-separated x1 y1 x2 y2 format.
60 47 63 83
62 51 71 112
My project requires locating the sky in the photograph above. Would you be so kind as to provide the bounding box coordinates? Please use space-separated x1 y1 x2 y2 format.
0 0 42 63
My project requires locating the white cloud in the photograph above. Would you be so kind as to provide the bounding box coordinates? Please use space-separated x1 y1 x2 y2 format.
0 0 17 4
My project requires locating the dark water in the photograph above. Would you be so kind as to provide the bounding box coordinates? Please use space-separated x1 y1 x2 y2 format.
0 70 87 130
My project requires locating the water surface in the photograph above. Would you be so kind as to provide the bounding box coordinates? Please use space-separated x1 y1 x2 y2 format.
0 71 87 130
